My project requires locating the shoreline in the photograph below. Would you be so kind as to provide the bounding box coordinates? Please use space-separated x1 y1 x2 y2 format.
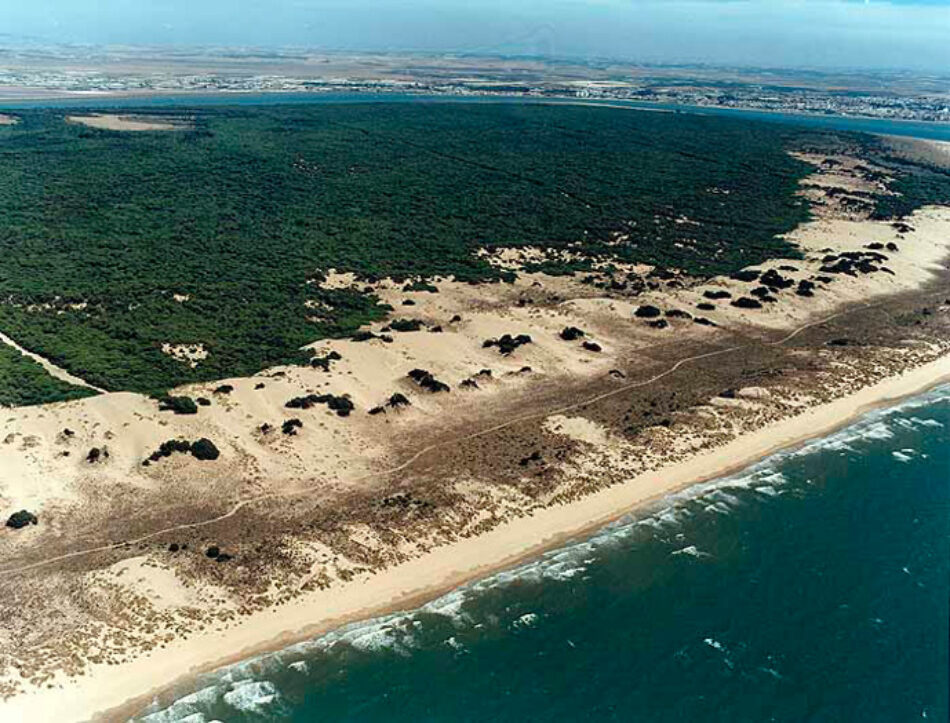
0 90 947 137
5 353 947 722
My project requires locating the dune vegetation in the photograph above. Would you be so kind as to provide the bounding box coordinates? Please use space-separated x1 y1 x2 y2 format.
0 343 98 407
0 103 946 398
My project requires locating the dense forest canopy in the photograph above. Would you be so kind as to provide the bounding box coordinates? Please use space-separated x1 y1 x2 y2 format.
0 343 98 407
0 102 945 399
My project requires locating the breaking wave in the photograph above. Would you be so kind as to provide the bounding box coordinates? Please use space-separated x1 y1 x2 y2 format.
134 385 949 722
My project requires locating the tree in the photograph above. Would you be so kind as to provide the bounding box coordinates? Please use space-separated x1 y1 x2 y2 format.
6 510 38 529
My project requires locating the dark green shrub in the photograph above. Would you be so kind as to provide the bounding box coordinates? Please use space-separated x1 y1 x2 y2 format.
190 438 220 461
157 396 198 415
6 510 38 529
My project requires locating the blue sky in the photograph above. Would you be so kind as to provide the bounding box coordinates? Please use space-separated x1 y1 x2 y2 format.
1 1 948 72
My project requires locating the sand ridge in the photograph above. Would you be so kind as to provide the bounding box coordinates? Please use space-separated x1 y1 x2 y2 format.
3 356 949 723
0 141 949 717
1 146 948 547
65 114 193 132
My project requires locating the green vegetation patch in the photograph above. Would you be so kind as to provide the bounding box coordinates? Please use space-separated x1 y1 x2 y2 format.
872 157 950 219
0 103 945 395
0 342 99 407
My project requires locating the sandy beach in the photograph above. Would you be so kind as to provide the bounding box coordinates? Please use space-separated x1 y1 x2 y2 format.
0 133 948 722
0 353 945 722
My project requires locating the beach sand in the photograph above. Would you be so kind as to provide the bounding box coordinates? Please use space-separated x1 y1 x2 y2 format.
2 355 947 723
0 140 948 721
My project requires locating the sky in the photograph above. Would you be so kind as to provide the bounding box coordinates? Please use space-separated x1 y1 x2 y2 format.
1 0 949 72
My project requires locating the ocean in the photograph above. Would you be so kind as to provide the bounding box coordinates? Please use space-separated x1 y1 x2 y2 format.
135 385 950 723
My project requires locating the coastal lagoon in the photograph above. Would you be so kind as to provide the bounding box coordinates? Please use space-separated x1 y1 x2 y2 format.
2 93 949 142
137 385 950 722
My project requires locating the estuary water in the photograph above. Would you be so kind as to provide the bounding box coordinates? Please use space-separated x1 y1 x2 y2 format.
136 385 950 722
1 92 948 142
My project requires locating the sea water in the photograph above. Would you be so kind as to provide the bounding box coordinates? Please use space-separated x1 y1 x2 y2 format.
136 386 949 722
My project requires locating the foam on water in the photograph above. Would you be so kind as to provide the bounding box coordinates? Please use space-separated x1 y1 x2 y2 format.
222 680 286 715
672 545 712 559
172 715 210 723
420 590 468 621
136 384 950 722
513 613 539 629
892 448 918 462
340 621 414 655
140 685 224 723
859 421 895 440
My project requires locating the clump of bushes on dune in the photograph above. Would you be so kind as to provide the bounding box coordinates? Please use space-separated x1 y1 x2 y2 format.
143 437 220 464
407 369 450 393
156 395 198 415
483 334 532 356
6 510 38 529
285 393 355 416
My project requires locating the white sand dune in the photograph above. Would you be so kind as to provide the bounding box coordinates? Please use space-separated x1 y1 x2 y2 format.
0 141 949 721
66 114 191 132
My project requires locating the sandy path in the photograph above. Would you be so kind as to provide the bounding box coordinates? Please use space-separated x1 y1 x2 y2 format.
0 330 106 393
0 301 872 578
4 348 948 723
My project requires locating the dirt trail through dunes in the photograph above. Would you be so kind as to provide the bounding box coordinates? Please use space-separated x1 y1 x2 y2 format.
0 330 106 393
0 302 885 579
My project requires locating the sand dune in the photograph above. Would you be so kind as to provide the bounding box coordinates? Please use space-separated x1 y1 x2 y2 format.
65 114 192 132
0 142 949 720
3 356 947 723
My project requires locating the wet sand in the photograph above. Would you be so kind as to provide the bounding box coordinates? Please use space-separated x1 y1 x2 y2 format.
2 356 947 722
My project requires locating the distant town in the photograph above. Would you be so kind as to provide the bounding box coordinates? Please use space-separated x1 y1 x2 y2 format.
0 45 948 123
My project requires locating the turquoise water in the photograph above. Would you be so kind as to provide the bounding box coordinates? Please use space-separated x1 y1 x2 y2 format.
1 93 948 141
136 386 950 722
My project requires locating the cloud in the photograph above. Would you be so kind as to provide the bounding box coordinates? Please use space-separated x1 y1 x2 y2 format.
1 0 947 71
